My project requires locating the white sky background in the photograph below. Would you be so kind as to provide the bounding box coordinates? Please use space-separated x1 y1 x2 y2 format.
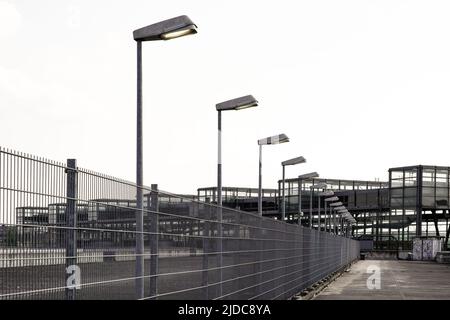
1 0 450 194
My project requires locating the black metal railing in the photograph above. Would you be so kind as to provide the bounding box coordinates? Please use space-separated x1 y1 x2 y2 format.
0 147 360 300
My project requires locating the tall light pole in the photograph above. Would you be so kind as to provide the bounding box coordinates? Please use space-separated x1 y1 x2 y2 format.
332 204 345 235
321 191 334 232
297 172 319 226
133 15 197 299
340 212 355 237
281 156 306 221
337 210 355 237
316 187 329 231
337 207 348 235
341 212 350 237
324 196 339 232
309 182 327 229
216 95 258 207
215 95 257 298
257 134 289 215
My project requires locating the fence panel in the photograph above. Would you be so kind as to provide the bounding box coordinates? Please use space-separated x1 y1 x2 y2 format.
0 147 360 300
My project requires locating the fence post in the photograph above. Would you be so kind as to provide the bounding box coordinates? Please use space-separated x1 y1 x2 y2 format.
149 184 159 299
202 198 210 299
257 216 263 299
217 204 223 298
65 159 77 300
234 210 241 296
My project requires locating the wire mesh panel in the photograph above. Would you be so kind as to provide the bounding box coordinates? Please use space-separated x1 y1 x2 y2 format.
0 147 360 300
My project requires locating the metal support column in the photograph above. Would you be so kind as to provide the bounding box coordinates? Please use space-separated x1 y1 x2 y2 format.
217 111 222 207
317 192 321 231
309 187 313 229
416 166 423 236
282 165 286 221
258 145 263 215
136 40 145 300
65 159 78 300
298 178 302 225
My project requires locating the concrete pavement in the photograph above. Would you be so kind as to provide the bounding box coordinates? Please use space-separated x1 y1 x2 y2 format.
315 260 450 300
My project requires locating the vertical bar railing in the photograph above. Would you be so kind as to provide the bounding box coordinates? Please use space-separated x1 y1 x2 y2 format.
0 147 361 301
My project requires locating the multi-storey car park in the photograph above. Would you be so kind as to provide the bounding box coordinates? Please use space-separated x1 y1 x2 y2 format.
198 165 450 251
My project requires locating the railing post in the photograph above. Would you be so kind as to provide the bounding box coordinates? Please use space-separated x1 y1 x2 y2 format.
65 159 78 300
217 204 223 298
202 197 211 299
149 184 159 299
257 216 263 298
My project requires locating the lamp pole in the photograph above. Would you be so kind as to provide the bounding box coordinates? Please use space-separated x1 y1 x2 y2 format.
133 15 197 300
218 111 222 206
322 192 335 232
309 186 313 229
297 172 319 226
329 206 333 233
324 195 327 232
317 190 321 230
258 144 263 215
215 95 258 298
298 177 302 225
281 156 306 221
282 164 285 220
216 95 258 207
136 39 144 300
309 183 327 229
334 209 338 234
257 134 289 215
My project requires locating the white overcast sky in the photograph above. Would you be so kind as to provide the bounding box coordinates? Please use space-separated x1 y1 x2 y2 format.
1 0 450 194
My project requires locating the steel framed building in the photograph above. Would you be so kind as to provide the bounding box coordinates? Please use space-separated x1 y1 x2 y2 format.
198 165 450 251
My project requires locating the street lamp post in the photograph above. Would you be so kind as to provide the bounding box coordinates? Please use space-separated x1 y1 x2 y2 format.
281 156 306 221
337 209 349 236
215 95 257 298
333 205 346 235
325 196 339 232
337 210 354 237
330 206 334 233
216 95 258 207
257 134 290 215
297 172 319 226
321 192 334 232
309 183 327 229
133 15 197 299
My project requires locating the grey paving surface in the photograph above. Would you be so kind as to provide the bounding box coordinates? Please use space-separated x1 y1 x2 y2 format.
315 260 450 300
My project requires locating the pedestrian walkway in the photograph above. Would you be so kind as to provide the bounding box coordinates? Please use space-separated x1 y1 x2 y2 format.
315 260 450 300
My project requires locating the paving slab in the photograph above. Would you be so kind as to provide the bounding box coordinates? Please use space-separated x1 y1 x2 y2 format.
315 260 450 300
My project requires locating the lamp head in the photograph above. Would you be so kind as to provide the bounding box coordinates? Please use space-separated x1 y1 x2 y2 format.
298 172 319 180
311 182 327 189
258 134 289 145
134 15 197 41
282 156 306 166
216 95 258 111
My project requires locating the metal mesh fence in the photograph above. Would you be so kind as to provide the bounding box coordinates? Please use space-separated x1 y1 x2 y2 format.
0 147 360 300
